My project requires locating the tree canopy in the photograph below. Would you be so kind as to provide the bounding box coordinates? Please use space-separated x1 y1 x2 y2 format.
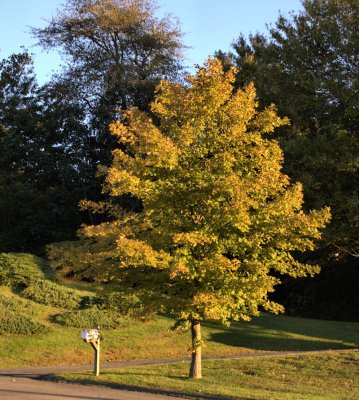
0 52 93 251
32 0 184 111
50 58 330 378
216 0 359 320
0 0 185 253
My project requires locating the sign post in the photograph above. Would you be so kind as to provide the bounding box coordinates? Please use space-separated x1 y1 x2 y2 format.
81 327 101 376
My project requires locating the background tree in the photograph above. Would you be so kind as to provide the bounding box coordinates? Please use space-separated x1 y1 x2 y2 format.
49 59 330 378
0 52 92 252
216 0 359 320
0 0 184 253
32 0 184 166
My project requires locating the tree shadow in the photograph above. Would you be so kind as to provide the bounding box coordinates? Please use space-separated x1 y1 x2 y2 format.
52 376 234 400
205 314 359 351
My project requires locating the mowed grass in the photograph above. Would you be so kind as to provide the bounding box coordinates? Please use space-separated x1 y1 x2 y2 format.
1 254 358 370
2 256 358 399
58 350 359 400
0 283 358 368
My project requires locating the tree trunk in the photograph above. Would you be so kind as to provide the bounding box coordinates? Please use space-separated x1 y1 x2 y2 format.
189 320 202 379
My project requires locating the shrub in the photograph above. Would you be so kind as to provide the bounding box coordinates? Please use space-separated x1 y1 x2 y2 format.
78 295 103 310
0 253 55 287
0 309 49 335
87 291 148 317
98 292 143 314
21 279 81 309
0 293 43 317
54 307 128 329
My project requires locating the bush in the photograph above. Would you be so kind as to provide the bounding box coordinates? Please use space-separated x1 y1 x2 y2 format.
0 293 43 317
79 291 146 317
0 309 49 335
0 253 55 287
54 307 128 329
0 295 50 335
99 292 143 315
21 279 81 309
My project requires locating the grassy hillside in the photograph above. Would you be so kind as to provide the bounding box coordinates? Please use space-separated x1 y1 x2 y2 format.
0 287 358 369
0 253 358 370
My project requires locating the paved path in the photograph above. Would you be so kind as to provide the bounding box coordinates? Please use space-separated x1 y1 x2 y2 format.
0 350 346 400
0 375 186 400
0 350 320 377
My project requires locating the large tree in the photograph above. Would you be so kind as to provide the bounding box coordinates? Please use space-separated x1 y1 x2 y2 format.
0 53 92 251
216 0 358 319
29 0 185 231
33 0 183 110
50 59 330 378
32 0 184 165
0 0 185 253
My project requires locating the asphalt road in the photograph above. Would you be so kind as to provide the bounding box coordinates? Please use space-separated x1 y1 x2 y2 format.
0 375 187 400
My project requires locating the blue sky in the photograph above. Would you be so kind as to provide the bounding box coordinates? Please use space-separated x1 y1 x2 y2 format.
0 0 303 84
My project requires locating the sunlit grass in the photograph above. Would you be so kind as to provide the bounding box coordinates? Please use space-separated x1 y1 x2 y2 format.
0 285 358 369
59 350 359 400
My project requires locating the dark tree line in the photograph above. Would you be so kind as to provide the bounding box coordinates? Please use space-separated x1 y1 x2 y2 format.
0 52 92 250
216 0 358 320
0 0 357 319
0 0 184 252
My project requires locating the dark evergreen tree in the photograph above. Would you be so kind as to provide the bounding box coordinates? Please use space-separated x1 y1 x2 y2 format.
0 1 185 252
216 0 359 320
0 53 93 252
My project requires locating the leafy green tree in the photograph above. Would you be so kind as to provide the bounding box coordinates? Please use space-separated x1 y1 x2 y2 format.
29 0 185 228
217 0 358 319
33 0 183 110
32 0 184 166
1 1 184 252
0 53 93 251
49 59 330 378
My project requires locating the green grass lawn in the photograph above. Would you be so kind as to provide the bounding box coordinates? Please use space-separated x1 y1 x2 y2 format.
0 281 358 368
1 265 359 400
1 253 358 370
58 350 359 400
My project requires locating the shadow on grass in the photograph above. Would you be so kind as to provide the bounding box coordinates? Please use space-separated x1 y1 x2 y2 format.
206 314 359 351
51 376 238 400
94 370 189 381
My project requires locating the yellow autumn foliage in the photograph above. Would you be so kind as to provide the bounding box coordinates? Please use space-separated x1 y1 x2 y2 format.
49 58 330 327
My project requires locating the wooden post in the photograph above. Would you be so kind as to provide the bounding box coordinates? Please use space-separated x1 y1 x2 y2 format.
90 338 100 376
